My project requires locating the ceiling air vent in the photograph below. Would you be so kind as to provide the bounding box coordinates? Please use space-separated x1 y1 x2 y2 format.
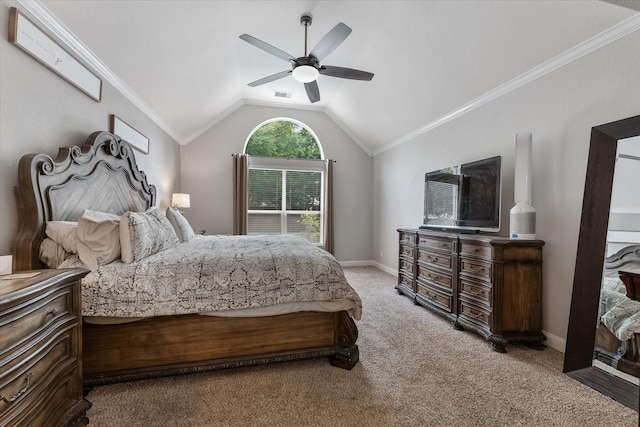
274 91 292 98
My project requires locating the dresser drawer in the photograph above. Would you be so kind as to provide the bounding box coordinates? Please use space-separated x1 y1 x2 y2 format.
0 286 73 352
399 243 415 259
417 266 453 289
399 258 414 274
459 300 491 330
399 231 416 244
418 236 453 252
416 283 452 311
460 242 492 259
418 249 452 270
459 279 491 307
460 258 492 282
398 272 414 290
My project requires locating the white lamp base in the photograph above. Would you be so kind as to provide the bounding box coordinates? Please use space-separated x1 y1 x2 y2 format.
510 201 536 240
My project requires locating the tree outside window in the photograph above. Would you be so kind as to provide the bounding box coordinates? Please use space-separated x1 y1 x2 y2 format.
245 120 324 244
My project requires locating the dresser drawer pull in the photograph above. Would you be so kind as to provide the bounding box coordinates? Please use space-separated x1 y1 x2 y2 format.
468 311 484 320
469 290 484 296
467 265 486 273
1 373 33 404
45 307 59 317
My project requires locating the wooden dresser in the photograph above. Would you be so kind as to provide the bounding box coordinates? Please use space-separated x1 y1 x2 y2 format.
397 229 545 352
0 269 90 427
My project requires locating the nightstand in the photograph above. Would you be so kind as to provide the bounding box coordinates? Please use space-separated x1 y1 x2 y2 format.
0 268 90 427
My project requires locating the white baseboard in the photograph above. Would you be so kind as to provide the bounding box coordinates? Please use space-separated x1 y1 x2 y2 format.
541 331 566 353
339 261 567 354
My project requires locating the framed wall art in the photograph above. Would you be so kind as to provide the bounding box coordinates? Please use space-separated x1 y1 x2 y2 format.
110 114 149 154
8 7 102 102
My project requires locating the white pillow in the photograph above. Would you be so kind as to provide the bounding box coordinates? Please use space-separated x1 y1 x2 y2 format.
120 207 179 263
166 207 196 243
39 237 72 269
76 210 122 271
45 221 78 253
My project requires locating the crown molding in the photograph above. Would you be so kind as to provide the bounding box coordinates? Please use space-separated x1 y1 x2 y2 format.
373 12 640 156
16 0 184 144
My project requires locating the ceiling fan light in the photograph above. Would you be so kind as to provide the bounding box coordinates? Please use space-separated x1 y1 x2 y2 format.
292 65 319 83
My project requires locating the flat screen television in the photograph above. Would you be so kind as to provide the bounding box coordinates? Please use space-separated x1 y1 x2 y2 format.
421 156 501 233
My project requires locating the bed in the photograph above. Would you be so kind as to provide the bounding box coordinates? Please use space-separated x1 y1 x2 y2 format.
12 131 361 386
594 244 640 377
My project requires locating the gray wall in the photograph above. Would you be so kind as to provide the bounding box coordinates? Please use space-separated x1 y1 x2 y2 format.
180 104 374 263
372 30 640 349
0 1 181 256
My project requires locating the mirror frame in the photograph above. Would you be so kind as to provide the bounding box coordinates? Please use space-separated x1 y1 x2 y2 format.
563 115 640 410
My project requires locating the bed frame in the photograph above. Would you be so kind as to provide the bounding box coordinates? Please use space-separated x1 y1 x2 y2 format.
12 131 359 386
594 244 640 378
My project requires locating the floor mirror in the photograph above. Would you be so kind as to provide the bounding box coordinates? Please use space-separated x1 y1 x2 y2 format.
563 115 640 410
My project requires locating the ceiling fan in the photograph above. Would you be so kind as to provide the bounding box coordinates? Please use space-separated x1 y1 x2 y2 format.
239 14 374 103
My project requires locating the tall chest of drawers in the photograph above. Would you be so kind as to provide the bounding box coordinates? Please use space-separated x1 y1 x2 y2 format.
1 269 90 427
396 229 545 352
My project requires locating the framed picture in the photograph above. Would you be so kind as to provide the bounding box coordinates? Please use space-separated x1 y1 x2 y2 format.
110 115 149 154
8 7 102 102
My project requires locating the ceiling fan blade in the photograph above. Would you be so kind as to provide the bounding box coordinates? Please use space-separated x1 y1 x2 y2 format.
247 70 291 87
304 81 320 103
309 23 351 62
239 34 295 62
319 66 374 81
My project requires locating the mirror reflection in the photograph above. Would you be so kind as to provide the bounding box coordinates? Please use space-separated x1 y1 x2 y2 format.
593 135 640 384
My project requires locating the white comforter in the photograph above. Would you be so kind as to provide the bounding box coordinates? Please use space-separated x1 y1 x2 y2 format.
60 234 362 320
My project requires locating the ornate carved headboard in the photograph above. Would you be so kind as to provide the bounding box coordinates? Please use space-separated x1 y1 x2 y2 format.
13 131 156 270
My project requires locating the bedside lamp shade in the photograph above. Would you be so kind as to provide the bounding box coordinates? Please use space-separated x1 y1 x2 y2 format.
171 193 191 209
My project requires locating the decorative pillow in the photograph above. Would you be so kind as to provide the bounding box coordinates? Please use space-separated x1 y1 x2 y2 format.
39 237 72 269
76 210 122 271
166 207 196 243
45 221 78 253
120 207 179 263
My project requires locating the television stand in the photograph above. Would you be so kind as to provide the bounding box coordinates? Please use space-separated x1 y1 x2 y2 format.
396 228 545 352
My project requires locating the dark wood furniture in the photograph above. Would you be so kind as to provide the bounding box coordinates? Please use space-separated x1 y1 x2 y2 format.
12 131 359 386
620 268 640 301
593 246 640 380
0 268 90 427
397 228 545 352
563 114 640 411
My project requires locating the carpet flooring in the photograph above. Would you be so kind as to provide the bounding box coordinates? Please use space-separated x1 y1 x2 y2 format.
85 266 638 426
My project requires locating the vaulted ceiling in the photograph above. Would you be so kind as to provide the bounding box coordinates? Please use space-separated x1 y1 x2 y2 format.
26 1 639 154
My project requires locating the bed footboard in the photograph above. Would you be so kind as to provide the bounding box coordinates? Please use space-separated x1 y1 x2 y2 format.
82 310 359 386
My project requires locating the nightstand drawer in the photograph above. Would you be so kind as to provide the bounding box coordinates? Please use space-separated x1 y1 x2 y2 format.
7 370 80 427
0 286 73 352
0 323 76 421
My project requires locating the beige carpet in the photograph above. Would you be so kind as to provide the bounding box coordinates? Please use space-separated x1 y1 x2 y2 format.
85 266 638 426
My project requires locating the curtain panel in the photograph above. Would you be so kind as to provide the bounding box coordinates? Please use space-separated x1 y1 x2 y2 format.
323 159 334 255
232 153 248 235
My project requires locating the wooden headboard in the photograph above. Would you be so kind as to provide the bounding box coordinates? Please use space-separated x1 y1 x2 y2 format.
604 244 640 277
13 131 156 271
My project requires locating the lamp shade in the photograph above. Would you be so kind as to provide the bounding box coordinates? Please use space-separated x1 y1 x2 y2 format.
171 193 191 209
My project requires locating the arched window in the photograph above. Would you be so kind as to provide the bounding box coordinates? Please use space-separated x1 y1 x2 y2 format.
243 119 326 245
